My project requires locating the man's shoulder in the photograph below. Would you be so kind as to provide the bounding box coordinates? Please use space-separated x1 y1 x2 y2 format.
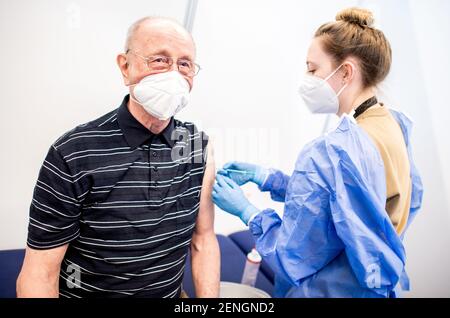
173 119 209 145
173 119 207 136
172 119 209 166
174 118 197 131
51 108 120 155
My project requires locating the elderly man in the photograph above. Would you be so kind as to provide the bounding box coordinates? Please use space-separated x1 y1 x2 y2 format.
16 17 220 298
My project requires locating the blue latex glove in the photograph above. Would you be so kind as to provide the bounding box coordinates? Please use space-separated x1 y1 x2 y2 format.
212 174 260 225
217 161 268 187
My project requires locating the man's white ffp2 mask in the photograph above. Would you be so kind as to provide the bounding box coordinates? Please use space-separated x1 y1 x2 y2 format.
131 71 190 120
298 64 349 115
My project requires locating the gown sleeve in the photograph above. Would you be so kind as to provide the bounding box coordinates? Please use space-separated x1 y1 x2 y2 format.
259 169 291 202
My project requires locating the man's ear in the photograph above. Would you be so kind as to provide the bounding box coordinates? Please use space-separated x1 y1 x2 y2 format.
117 53 130 86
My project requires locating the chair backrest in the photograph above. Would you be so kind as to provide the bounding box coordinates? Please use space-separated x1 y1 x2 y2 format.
0 249 25 298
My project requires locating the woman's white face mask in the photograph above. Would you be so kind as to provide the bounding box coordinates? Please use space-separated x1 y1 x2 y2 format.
298 64 351 114
129 71 190 120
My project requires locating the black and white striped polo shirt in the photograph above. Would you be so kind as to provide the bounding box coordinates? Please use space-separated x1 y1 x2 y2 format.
27 95 208 298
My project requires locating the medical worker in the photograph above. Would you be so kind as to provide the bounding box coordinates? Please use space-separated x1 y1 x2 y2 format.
212 7 423 298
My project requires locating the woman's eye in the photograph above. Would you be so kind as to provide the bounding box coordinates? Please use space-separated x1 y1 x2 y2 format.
308 70 316 74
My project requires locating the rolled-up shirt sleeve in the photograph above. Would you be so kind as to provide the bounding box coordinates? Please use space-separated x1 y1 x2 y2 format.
27 145 81 250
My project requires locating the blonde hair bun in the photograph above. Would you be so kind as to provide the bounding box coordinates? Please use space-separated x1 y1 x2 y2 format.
336 7 375 28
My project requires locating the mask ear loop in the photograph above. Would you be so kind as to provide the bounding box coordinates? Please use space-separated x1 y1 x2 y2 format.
324 63 344 82
127 81 143 107
336 82 348 97
326 62 356 96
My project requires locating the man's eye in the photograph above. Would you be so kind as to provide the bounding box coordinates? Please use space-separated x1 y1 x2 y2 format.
151 57 168 64
179 61 192 68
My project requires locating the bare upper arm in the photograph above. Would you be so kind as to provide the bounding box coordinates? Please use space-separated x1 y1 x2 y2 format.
19 244 68 278
194 140 216 235
16 244 69 297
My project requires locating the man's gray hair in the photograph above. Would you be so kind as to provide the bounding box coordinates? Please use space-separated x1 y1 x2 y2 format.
124 16 192 52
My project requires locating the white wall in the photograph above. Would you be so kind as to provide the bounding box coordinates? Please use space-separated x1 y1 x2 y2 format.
1 0 449 297
404 0 450 298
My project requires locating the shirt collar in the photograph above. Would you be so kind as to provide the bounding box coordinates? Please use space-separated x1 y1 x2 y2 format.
117 95 175 149
353 96 378 119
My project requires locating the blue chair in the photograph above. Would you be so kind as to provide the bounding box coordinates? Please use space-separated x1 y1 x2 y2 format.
0 249 25 298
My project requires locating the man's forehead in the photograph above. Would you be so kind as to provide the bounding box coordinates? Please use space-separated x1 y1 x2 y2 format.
138 19 187 35
132 21 195 58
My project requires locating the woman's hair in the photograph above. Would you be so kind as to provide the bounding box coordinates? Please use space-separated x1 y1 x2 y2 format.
315 7 392 88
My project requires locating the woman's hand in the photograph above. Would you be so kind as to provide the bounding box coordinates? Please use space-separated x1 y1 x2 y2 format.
212 174 260 224
217 161 268 187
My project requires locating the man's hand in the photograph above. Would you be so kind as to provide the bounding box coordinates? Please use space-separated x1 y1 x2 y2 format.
16 244 68 298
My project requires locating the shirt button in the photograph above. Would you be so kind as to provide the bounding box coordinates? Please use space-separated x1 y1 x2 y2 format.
153 166 158 172
152 151 157 157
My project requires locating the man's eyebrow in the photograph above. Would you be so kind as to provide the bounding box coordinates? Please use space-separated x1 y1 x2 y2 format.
142 49 194 62
178 55 194 62
145 49 171 57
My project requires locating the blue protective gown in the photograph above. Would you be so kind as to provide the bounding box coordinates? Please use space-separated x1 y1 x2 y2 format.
249 110 423 298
